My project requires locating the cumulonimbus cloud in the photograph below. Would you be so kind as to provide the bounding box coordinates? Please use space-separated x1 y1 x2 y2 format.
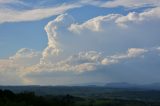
0 3 160 84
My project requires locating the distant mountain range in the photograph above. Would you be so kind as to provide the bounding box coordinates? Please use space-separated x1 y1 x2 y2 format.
105 82 137 88
0 82 160 95
104 82 160 90
72 82 160 90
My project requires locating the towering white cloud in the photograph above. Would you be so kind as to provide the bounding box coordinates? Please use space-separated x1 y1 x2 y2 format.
41 14 74 63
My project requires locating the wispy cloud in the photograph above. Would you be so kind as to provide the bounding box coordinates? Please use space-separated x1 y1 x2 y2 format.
0 0 22 4
80 0 160 9
0 0 160 24
0 2 81 24
100 0 160 9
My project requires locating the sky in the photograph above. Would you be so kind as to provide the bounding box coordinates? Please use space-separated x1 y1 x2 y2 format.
0 0 160 85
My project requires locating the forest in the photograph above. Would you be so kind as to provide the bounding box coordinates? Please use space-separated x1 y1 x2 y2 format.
0 89 160 106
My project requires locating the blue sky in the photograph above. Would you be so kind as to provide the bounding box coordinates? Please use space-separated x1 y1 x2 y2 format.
0 0 160 85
